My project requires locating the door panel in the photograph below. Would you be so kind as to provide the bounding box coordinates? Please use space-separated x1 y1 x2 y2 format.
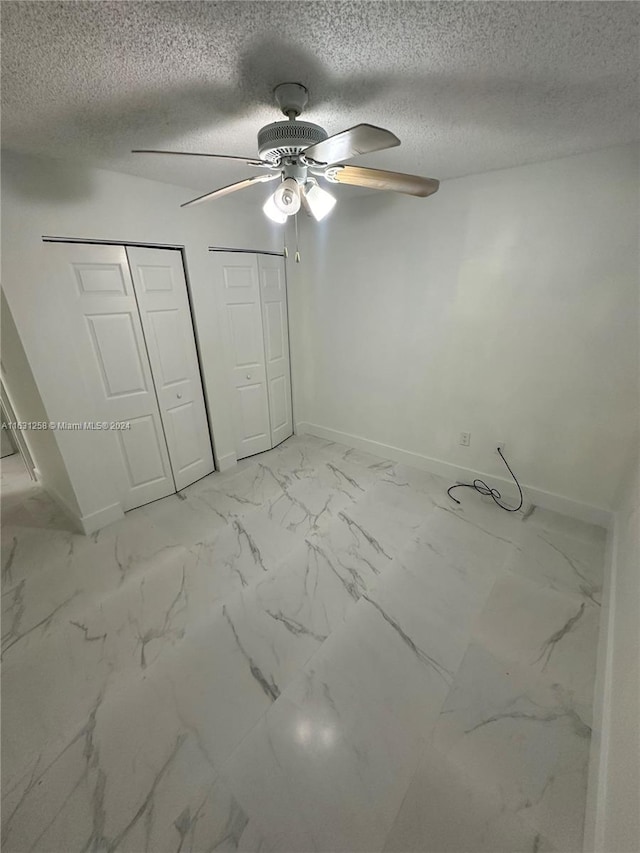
269 375 288 431
127 248 214 491
166 402 201 471
228 302 265 368
73 263 128 294
258 255 293 447
46 243 175 511
119 415 169 488
85 313 148 396
213 253 271 460
237 383 271 441
146 309 189 386
264 301 284 361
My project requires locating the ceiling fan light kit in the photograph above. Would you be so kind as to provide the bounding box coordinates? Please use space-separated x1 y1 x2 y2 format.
303 181 337 221
273 177 302 215
263 193 288 224
134 82 439 224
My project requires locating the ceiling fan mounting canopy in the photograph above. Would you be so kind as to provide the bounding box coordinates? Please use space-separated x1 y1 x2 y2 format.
132 81 440 216
273 82 309 118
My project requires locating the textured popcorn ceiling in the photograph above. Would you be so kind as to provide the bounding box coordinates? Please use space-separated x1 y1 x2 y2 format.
2 1 639 194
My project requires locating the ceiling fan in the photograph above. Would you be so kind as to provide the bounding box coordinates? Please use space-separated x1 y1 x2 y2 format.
133 83 439 223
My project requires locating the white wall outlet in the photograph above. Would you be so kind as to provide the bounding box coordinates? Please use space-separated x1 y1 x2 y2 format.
459 432 471 447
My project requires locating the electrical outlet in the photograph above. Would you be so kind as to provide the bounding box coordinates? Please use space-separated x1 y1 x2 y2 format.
459 432 471 447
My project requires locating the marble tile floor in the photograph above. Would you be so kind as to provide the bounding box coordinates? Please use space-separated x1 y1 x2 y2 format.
0 437 606 853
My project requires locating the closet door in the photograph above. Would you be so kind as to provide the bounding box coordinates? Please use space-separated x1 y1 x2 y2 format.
258 255 293 447
46 243 175 510
212 253 271 460
126 248 214 491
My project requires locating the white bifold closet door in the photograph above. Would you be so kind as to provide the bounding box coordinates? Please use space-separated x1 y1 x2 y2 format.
126 247 214 490
214 252 292 460
45 242 213 511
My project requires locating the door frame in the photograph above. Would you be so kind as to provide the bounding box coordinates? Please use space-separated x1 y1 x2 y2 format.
41 237 217 478
0 379 36 479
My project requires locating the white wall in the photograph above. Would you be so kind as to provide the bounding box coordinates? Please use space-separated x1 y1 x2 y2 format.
290 144 639 513
1 151 281 528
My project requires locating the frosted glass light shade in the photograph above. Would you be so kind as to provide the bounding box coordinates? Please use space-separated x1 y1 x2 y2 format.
304 182 337 221
273 177 301 215
263 192 288 223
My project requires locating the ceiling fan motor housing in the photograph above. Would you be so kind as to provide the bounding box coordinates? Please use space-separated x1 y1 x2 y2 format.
257 120 328 164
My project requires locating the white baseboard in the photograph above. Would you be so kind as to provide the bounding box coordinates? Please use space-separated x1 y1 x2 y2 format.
295 421 612 528
34 467 83 533
79 502 124 535
216 451 237 472
35 466 124 534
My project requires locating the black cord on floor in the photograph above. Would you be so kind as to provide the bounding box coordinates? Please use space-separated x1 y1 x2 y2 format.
447 447 524 513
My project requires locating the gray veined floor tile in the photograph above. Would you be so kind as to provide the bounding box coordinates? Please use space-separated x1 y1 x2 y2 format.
505 524 604 605
207 461 287 510
2 612 113 794
332 483 432 565
1 522 78 590
282 588 454 748
320 441 393 469
471 571 600 719
383 741 557 853
261 473 357 537
413 504 515 578
440 488 528 546
431 643 592 853
523 505 607 546
219 697 320 853
303 507 396 600
1 511 189 670
314 454 381 499
378 462 455 508
1 435 604 853
254 436 342 485
2 509 299 769
153 605 283 768
134 487 234 546
189 510 300 597
0 462 72 531
361 526 504 680
355 477 439 530
218 538 361 695
219 582 451 849
2 664 272 853
1 503 180 595
221 689 424 853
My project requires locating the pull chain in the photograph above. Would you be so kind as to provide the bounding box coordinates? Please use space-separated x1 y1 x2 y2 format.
294 212 301 263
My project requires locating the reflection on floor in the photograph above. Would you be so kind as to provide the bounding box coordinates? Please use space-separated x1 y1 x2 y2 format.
1 436 605 852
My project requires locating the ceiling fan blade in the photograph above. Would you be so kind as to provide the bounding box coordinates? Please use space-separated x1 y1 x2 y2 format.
302 124 400 165
326 165 439 197
181 173 279 208
132 149 272 167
